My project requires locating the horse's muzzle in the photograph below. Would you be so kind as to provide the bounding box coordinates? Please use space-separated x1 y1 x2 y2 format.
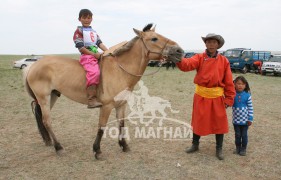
166 45 184 63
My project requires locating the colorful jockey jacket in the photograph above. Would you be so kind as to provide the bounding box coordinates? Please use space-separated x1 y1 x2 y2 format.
232 91 254 125
73 26 102 54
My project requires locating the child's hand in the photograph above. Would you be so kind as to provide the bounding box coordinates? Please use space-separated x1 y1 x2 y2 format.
247 121 252 126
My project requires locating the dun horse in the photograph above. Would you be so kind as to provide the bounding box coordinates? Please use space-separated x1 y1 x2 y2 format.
24 24 184 159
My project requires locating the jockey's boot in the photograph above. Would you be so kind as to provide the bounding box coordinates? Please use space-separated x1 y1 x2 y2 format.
86 85 102 108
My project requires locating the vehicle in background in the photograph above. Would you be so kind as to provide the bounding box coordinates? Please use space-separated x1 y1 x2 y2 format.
13 57 41 69
219 50 225 55
184 52 196 58
261 55 281 76
224 48 271 73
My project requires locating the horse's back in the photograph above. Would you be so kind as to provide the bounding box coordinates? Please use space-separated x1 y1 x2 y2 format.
27 56 88 104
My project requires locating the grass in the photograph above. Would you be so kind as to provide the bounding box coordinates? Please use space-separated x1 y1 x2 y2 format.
0 54 281 179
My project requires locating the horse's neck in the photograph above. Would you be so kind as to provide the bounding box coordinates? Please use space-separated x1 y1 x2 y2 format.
124 40 148 72
113 40 148 85
99 39 148 101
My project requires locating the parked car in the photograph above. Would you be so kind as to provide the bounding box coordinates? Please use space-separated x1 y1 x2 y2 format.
261 55 281 76
184 52 196 58
13 57 41 69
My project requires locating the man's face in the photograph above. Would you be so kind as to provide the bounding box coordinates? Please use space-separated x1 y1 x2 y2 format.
205 39 219 53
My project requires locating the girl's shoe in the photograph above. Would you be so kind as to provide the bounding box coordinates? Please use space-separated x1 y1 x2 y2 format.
239 147 246 156
233 146 240 154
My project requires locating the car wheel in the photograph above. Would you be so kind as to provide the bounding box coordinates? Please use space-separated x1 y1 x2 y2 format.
274 72 278 76
240 66 249 74
261 71 266 76
21 64 27 69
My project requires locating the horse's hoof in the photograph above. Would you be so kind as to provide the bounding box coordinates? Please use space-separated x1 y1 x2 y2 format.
55 143 64 156
122 146 130 152
95 152 105 160
56 148 65 156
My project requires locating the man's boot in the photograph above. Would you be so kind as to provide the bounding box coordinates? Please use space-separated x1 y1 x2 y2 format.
239 146 247 156
86 85 102 108
216 148 224 160
186 133 200 153
186 143 199 153
216 134 224 160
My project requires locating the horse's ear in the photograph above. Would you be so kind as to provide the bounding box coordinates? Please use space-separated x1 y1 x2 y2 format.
133 28 143 37
151 25 156 32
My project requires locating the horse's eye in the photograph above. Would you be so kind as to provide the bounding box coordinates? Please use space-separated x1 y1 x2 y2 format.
151 37 158 42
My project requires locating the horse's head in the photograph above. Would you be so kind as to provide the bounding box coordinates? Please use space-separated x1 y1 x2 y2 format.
133 23 184 63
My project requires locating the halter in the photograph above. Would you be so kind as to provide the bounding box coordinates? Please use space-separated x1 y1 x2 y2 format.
115 37 170 77
140 37 170 59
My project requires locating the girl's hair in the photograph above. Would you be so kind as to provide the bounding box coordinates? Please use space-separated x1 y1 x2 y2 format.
234 76 251 93
79 9 93 19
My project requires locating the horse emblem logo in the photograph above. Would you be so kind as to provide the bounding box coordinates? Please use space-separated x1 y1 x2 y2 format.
114 80 179 126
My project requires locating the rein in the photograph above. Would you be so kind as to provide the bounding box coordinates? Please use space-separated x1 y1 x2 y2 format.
115 56 163 77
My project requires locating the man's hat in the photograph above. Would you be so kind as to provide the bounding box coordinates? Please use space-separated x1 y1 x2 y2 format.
201 33 225 49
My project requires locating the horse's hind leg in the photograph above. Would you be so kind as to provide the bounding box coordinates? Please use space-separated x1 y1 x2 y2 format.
38 96 64 154
33 101 52 146
116 105 130 152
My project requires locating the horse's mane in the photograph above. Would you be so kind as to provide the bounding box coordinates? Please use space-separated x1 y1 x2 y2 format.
112 23 154 56
112 37 138 56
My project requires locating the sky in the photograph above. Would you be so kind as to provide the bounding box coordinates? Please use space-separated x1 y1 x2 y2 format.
1 0 281 55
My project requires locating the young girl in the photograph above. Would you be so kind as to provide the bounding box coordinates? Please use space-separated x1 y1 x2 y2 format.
232 76 254 156
73 9 108 108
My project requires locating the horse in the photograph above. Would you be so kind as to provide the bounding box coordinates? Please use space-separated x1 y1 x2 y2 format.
24 23 184 159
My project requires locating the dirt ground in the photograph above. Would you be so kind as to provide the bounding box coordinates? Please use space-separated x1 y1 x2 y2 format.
1 55 281 179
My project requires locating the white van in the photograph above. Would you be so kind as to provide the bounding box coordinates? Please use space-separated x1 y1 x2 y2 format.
261 55 281 76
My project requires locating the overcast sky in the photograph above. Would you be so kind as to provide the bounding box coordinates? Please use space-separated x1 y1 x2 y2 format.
1 0 280 55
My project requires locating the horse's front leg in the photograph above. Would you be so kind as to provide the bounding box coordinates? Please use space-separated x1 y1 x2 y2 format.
116 105 130 152
93 105 112 160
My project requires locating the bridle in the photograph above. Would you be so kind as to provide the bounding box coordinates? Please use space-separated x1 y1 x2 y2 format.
115 37 170 77
140 37 170 59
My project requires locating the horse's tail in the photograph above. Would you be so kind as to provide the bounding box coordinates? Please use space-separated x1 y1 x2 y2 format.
23 65 52 145
23 65 36 100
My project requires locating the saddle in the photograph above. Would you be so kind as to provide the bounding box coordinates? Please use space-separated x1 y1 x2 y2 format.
103 41 128 56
